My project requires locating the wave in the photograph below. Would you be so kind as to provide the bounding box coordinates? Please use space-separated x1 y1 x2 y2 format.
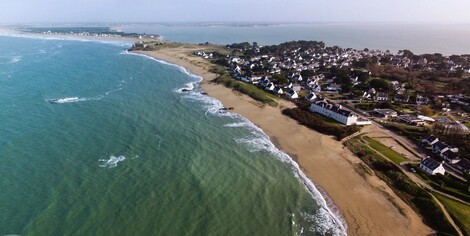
10 56 22 63
131 52 347 234
98 155 126 168
233 117 347 235
223 122 250 128
45 75 133 104
0 55 22 65
173 80 347 235
46 97 84 104
45 96 104 104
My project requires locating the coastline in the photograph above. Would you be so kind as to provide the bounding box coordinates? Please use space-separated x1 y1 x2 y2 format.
0 27 139 44
134 46 433 236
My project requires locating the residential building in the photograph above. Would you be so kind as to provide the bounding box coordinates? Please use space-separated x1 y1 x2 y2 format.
419 158 446 175
455 159 470 174
373 109 398 118
310 100 358 126
441 150 460 164
421 135 439 146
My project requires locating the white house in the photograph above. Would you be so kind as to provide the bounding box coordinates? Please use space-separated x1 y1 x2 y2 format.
421 135 439 146
305 92 317 102
419 158 446 175
265 83 275 91
311 84 321 93
441 150 460 164
310 100 358 126
432 141 449 155
374 92 389 101
286 90 299 99
273 87 284 95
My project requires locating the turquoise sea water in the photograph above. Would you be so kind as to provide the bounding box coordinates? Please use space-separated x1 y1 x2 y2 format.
0 36 345 235
120 23 470 55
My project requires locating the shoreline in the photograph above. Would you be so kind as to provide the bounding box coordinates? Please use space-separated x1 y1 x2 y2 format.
0 27 139 44
133 46 433 236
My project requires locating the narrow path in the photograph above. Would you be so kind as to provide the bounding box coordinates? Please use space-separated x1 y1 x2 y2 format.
431 194 464 236
356 136 466 235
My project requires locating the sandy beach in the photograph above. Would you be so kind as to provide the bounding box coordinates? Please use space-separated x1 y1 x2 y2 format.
135 45 433 236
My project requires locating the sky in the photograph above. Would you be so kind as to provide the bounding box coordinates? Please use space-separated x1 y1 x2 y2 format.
1 0 470 24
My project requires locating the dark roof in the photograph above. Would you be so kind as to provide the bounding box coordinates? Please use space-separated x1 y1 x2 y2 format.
421 158 441 170
456 159 470 170
442 150 459 159
314 101 353 117
433 141 449 150
331 106 352 117
423 135 438 142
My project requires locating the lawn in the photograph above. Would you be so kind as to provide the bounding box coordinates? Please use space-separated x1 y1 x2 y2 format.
413 167 470 203
363 136 408 164
435 193 470 236
213 74 279 107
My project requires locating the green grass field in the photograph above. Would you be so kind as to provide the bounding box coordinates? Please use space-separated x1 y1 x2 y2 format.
363 136 408 164
213 74 279 107
435 193 470 236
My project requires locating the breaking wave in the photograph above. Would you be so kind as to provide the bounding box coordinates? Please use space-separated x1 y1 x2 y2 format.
174 74 347 236
99 155 126 168
131 51 347 235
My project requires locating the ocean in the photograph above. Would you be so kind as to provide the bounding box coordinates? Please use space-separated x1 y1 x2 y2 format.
0 35 345 235
119 22 470 55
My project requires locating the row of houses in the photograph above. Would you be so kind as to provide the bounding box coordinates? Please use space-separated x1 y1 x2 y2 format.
421 135 470 175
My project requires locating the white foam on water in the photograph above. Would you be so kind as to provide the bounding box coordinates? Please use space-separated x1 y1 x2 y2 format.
10 56 22 63
46 97 82 104
174 82 195 93
45 95 105 104
130 51 347 235
45 75 133 104
155 134 164 150
181 84 347 235
123 51 203 94
98 155 126 168
223 122 250 128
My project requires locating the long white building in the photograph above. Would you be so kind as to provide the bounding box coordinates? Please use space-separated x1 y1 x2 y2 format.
310 100 359 125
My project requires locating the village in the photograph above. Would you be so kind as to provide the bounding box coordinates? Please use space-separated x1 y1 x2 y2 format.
130 38 470 233
191 41 470 219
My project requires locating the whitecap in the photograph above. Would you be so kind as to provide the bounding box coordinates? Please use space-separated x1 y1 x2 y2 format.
10 56 22 63
181 87 347 234
223 122 250 128
98 155 126 168
46 97 82 104
131 51 347 235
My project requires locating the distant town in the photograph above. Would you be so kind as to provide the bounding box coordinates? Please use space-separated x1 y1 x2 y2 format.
21 26 160 40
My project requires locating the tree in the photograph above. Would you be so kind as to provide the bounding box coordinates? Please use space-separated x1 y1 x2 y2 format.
272 74 289 85
420 106 434 116
369 79 389 91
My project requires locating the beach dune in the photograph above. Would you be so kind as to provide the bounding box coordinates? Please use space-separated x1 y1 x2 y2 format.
136 46 433 236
